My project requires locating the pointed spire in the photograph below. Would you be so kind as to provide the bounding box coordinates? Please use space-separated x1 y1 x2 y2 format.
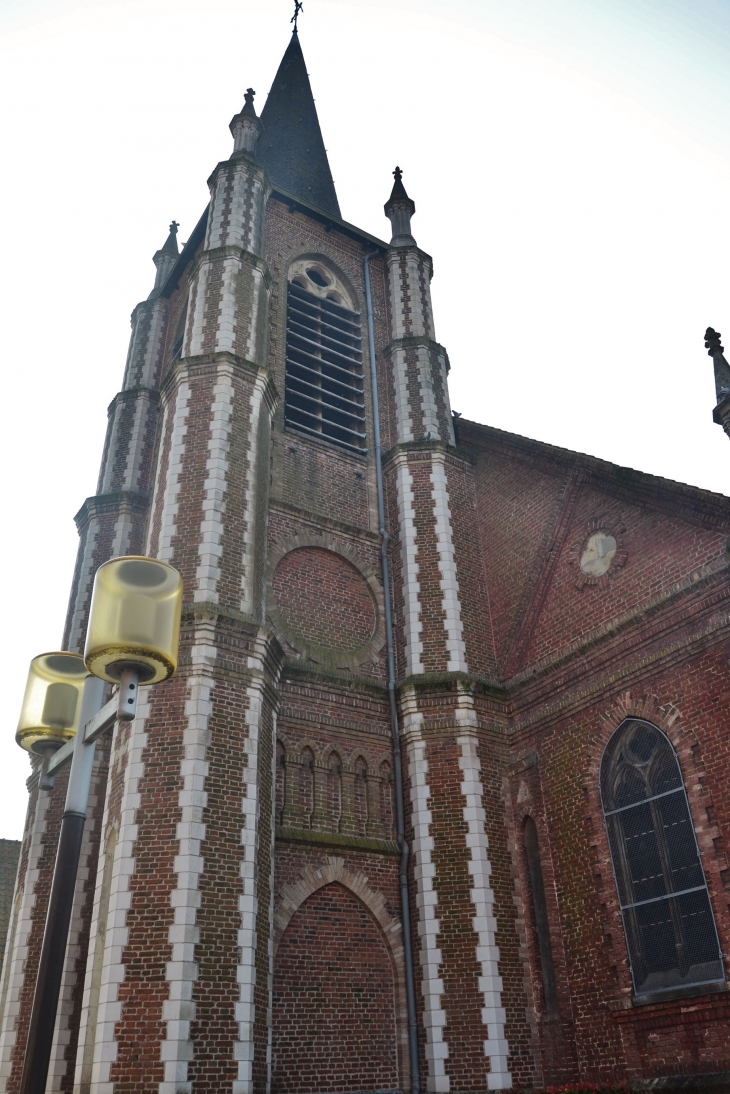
159 221 180 256
230 88 263 157
151 221 179 294
257 32 340 218
384 167 416 247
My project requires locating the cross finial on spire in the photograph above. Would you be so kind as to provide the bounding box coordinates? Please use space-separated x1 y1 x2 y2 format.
291 0 303 31
151 219 180 294
385 165 416 246
706 327 724 357
230 85 262 154
388 166 411 203
159 220 180 256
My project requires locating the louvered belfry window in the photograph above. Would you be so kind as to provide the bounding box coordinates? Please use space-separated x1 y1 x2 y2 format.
600 719 723 998
284 265 366 454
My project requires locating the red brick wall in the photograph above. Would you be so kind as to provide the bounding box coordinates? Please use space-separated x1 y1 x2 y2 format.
109 674 186 1094
426 734 492 1091
471 444 564 675
508 639 730 1084
503 755 580 1086
31 130 730 1094
7 770 69 1092
188 670 252 1093
445 454 496 678
272 883 398 1094
264 199 389 535
524 485 726 668
272 547 376 651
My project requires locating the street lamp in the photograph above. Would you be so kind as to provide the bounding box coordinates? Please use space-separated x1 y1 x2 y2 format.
16 653 88 789
18 556 183 1094
85 555 182 684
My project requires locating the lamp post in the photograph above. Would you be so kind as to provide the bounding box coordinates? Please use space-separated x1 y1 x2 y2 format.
17 556 183 1094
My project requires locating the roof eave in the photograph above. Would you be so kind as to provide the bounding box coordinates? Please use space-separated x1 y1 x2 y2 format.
456 416 730 513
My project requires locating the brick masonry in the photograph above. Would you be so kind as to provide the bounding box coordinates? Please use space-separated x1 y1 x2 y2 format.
5 37 730 1094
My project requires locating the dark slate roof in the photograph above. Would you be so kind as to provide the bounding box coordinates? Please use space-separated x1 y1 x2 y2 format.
456 416 730 521
257 31 340 218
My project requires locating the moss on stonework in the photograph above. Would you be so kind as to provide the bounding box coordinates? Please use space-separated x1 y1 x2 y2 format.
276 825 399 855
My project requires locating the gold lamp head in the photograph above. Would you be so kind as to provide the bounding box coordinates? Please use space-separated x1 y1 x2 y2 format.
16 652 88 754
84 556 183 685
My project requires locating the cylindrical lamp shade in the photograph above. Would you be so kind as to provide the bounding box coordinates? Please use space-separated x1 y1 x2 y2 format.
84 557 183 685
16 653 88 753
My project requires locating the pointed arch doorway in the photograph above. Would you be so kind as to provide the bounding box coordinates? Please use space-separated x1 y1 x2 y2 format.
271 882 400 1094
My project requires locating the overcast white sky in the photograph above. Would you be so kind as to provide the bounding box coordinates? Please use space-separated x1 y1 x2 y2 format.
2 0 730 838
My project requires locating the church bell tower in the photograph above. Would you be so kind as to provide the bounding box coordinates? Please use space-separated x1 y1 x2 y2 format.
0 24 522 1094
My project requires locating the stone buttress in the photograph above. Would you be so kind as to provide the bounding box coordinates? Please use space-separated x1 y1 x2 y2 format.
0 224 182 1094
70 93 281 1094
382 172 512 1093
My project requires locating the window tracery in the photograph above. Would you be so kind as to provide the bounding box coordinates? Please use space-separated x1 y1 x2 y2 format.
600 719 723 998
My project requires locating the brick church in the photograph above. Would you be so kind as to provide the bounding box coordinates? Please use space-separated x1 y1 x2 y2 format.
4 22 730 1094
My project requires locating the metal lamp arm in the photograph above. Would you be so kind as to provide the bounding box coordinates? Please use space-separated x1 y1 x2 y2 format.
19 669 139 1094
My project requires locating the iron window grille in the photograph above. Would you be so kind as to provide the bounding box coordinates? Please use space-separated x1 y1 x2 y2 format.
284 280 366 455
600 718 723 999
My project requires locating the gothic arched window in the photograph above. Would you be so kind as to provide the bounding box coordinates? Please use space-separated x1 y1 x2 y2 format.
600 719 723 999
284 261 366 454
523 817 560 1018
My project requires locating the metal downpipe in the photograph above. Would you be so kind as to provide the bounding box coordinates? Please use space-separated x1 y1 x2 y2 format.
364 249 420 1094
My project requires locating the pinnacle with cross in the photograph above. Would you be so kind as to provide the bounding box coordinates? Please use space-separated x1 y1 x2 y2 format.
388 166 411 204
706 327 724 357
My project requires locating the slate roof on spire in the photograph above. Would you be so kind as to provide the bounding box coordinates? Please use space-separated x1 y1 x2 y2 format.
159 221 180 256
258 31 340 218
388 166 411 204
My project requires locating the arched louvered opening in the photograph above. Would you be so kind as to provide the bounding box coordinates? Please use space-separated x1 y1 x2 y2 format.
284 263 366 454
523 817 560 1018
600 719 723 999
